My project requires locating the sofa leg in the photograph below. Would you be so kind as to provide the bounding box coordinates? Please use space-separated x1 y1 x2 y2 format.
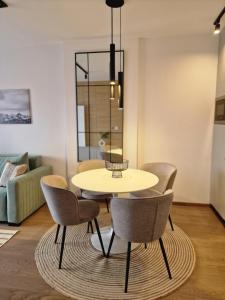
0 221 8 225
8 222 21 227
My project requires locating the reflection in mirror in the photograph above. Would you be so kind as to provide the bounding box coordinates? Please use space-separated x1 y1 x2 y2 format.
75 51 124 162
76 54 88 84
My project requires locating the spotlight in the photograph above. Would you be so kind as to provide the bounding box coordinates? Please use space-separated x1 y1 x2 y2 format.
213 7 225 35
214 23 220 35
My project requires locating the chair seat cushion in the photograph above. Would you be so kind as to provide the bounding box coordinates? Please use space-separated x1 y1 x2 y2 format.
0 187 7 222
131 188 161 198
81 190 112 200
78 200 99 223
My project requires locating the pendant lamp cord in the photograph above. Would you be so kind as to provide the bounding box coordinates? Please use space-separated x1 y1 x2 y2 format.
111 7 113 44
120 7 122 71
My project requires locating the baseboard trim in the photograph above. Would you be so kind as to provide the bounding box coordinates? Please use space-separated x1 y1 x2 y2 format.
173 202 225 226
173 202 209 207
210 204 225 227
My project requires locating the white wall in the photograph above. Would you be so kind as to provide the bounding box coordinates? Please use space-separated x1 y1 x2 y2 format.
216 28 225 98
138 35 218 204
0 43 67 175
211 27 225 219
0 34 219 205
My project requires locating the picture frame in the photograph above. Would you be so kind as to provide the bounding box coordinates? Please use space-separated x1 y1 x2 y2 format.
0 89 32 124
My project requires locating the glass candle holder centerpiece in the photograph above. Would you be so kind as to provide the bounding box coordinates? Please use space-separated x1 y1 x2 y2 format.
105 159 129 178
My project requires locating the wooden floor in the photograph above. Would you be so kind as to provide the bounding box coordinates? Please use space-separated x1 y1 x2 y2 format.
0 204 224 300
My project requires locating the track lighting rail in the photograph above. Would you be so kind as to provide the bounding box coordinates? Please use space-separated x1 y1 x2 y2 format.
213 7 225 26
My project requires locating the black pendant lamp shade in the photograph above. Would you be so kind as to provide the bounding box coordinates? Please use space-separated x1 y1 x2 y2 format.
110 43 116 83
118 71 124 109
117 6 124 109
0 0 8 8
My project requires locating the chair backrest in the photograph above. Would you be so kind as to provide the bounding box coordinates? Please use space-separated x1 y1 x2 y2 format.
41 175 68 189
111 191 173 243
141 162 177 194
77 159 105 173
41 175 79 226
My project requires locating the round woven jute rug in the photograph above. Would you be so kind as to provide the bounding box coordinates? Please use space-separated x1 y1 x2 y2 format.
35 212 196 300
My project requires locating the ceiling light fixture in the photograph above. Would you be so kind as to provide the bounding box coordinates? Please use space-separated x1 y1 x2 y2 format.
213 6 225 35
214 23 221 35
106 0 124 103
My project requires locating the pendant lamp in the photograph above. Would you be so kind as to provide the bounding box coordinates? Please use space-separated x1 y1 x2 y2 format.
106 0 124 106
118 7 124 110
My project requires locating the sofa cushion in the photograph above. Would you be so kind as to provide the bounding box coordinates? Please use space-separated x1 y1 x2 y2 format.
12 152 29 169
0 153 42 175
0 156 17 175
0 162 28 187
0 162 16 187
0 187 7 222
11 164 28 177
28 155 42 170
0 153 29 175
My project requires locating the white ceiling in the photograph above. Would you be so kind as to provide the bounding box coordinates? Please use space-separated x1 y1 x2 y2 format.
0 0 225 45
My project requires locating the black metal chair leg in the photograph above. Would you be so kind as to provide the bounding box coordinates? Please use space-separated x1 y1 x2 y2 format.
55 224 60 244
107 231 115 257
87 221 94 233
159 237 172 279
105 199 109 213
90 221 94 233
168 214 174 231
94 218 105 256
87 221 90 233
59 226 67 269
145 243 148 249
125 242 131 293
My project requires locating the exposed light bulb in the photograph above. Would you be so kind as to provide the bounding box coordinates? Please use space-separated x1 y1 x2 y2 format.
110 83 115 100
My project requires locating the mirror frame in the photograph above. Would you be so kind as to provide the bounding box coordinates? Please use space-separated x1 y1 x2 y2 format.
75 50 125 162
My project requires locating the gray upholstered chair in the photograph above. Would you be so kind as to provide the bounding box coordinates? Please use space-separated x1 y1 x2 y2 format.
132 162 177 231
77 160 112 213
107 191 173 293
41 175 105 269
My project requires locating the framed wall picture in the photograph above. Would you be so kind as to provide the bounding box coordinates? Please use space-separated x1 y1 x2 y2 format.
0 89 32 124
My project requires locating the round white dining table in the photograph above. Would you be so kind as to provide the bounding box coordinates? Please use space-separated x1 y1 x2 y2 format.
71 168 159 254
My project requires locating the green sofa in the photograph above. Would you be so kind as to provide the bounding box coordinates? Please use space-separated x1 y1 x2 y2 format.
0 154 52 225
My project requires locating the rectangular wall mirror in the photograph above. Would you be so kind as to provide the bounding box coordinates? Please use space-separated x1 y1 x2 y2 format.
75 50 124 162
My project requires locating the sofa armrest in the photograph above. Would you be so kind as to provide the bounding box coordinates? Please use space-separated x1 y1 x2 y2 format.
6 165 52 224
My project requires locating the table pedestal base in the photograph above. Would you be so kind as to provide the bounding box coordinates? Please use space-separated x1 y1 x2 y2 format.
90 226 139 254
